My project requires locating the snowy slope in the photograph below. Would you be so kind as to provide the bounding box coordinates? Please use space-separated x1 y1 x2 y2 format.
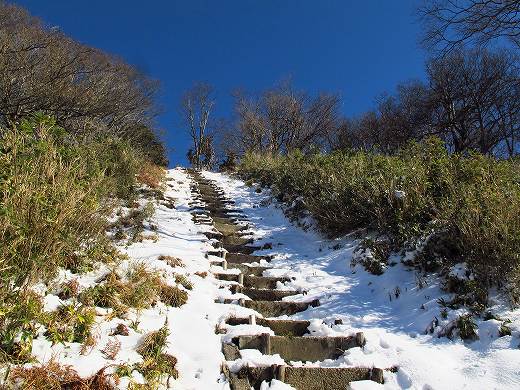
25 169 232 389
17 167 520 390
203 170 520 390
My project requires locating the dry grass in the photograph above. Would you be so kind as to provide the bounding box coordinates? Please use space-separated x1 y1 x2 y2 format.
135 326 178 385
158 255 185 268
9 361 118 389
80 334 98 356
159 284 189 307
174 274 193 290
79 264 189 311
101 338 121 360
137 162 165 189
111 323 129 336
58 279 80 300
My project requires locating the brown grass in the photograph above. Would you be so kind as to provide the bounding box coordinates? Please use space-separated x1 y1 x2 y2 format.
58 279 80 300
159 284 189 307
157 255 185 268
9 361 118 389
137 162 165 189
101 338 121 360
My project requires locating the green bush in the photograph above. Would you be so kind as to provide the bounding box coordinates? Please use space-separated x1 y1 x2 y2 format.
41 303 96 345
238 138 520 289
0 291 43 363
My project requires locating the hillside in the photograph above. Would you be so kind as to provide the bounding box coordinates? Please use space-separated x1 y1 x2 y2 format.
3 168 518 389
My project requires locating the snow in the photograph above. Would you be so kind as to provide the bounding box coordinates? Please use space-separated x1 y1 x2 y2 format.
394 190 406 199
202 170 520 390
27 169 231 389
227 349 285 373
349 381 385 390
260 379 296 389
20 167 520 389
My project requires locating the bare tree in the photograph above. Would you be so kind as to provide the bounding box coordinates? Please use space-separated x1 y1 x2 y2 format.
0 3 166 165
225 82 343 155
329 48 520 157
426 47 520 154
420 0 520 53
180 82 214 169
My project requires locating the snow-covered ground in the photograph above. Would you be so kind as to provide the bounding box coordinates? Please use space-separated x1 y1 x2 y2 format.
203 170 520 390
24 169 232 389
18 168 520 389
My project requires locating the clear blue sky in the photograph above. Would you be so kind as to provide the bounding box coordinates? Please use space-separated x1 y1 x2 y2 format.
14 0 426 166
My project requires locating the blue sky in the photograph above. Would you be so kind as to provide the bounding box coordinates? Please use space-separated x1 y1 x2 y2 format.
15 0 426 166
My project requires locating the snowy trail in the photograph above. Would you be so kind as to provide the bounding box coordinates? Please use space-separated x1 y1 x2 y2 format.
32 167 517 389
201 170 520 390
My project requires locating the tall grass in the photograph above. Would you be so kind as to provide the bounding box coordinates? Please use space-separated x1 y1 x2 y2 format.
1 116 107 286
239 138 520 288
0 114 162 362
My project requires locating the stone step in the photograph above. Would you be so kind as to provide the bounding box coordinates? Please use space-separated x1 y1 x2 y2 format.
202 231 223 240
232 287 299 301
243 275 290 289
214 273 240 283
213 221 248 236
226 365 384 390
231 264 271 276
225 253 270 264
223 244 261 255
233 333 365 362
207 250 226 258
221 235 254 246
242 299 320 317
212 216 242 225
225 317 311 336
222 343 241 361
194 220 212 225
210 259 227 269
211 241 223 249
192 216 212 222
189 209 210 215
207 211 248 221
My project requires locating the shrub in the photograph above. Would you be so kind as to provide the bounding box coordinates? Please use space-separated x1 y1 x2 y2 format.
238 138 520 291
0 291 43 363
41 303 96 345
352 237 392 275
456 314 479 341
0 115 109 287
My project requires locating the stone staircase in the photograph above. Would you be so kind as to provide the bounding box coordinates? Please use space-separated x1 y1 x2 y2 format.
187 170 385 390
